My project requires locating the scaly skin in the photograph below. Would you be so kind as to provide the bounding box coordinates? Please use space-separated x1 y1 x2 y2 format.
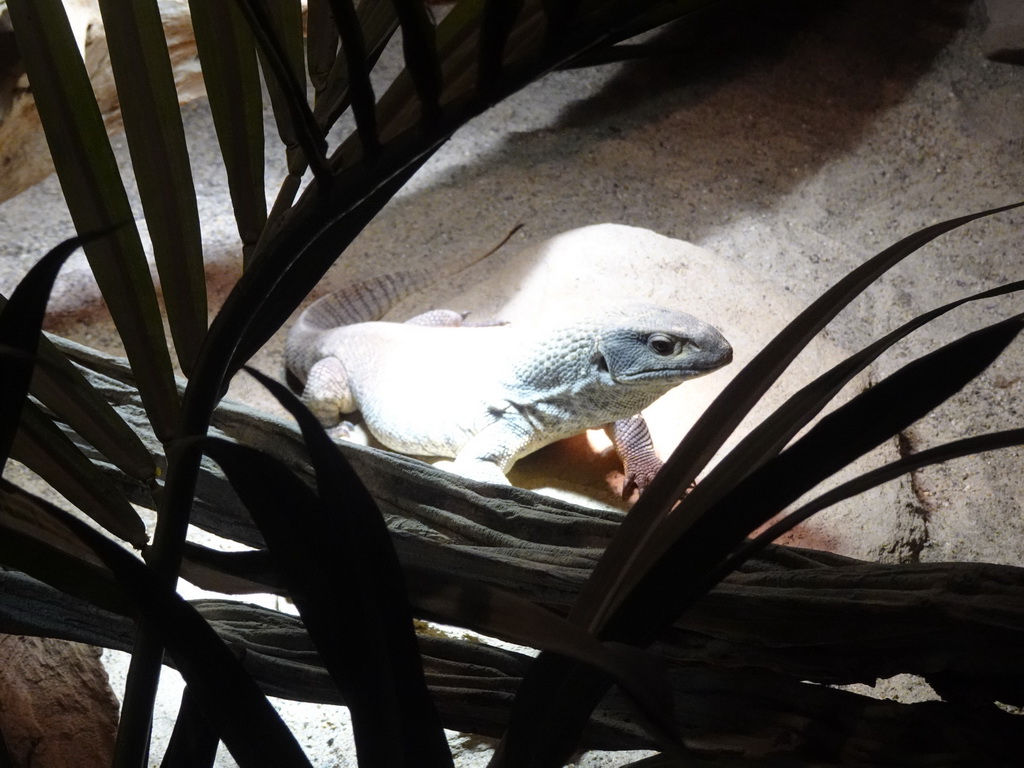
285 284 732 494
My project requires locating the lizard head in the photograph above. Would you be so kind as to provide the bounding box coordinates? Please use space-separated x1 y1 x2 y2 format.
592 305 733 388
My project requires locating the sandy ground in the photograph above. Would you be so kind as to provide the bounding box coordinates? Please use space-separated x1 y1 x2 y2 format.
1 0 1023 765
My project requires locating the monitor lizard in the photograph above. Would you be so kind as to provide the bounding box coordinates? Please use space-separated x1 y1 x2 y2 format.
284 263 732 496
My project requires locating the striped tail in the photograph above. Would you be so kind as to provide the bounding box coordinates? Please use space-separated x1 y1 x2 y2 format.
299 269 436 329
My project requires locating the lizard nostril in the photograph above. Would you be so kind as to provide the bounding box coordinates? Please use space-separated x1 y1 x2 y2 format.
596 354 610 373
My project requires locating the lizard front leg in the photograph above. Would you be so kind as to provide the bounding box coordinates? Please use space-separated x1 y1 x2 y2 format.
606 414 664 497
301 356 358 437
445 415 536 486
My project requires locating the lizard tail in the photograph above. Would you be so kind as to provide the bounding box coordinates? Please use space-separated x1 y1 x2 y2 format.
298 223 525 330
300 270 431 329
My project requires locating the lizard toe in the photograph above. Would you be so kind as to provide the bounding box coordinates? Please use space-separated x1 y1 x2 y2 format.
327 420 360 441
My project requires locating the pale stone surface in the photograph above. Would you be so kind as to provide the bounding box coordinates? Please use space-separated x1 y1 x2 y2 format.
0 635 118 767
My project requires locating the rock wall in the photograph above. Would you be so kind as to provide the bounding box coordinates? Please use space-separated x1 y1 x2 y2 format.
0 635 119 768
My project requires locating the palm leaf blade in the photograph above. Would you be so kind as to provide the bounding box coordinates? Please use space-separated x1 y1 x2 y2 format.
28 332 156 482
236 0 329 186
576 201 1024 631
615 313 1024 640
618 277 1024 604
188 0 267 266
11 402 148 548
0 235 85 464
239 368 454 766
497 313 1024 767
6 0 181 440
45 501 315 768
96 0 208 375
306 0 339 100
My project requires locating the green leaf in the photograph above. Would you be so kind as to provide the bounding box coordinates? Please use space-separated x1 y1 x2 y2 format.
11 401 148 548
478 0 523 97
11 403 146 548
179 543 281 595
31 489 315 768
236 0 330 186
323 0 382 158
0 235 85 466
253 0 308 172
393 0 442 124
306 0 339 101
6 0 181 441
405 566 680 748
188 0 267 266
612 313 1024 642
576 201 1024 632
0 480 130 615
26 333 157 482
0 287 156 483
0 230 147 595
312 0 396 138
96 0 208 375
226 155 430 376
264 0 394 222
201 435 454 768
727 427 1024 581
212 367 454 767
160 687 220 768
614 276 1024 605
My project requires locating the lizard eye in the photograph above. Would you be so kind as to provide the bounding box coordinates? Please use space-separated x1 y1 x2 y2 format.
647 333 682 356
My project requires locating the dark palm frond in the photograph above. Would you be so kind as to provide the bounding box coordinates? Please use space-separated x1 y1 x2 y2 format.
11 402 147 547
5 0 180 438
575 201 1024 633
393 0 443 127
306 0 340 101
719 425 1024 584
478 0 525 97
615 313 1024 642
0 235 87 464
188 0 268 265
44 500 315 768
492 205 1024 766
233 0 331 188
160 687 220 768
313 0 399 139
205 367 454 767
95 0 207 375
325 0 382 158
4 1 1023 765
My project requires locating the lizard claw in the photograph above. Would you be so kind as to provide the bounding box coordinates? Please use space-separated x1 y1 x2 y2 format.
622 470 697 500
621 464 661 499
326 420 359 441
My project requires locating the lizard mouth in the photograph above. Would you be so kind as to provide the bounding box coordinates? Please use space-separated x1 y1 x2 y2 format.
597 352 694 382
595 351 714 383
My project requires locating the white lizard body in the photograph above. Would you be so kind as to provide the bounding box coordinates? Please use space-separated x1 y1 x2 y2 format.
285 275 733 493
